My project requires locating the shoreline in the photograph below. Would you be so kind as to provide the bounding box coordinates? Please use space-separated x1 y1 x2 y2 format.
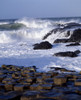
0 64 81 99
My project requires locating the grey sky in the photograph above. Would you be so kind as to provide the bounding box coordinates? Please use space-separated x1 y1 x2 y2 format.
0 0 81 19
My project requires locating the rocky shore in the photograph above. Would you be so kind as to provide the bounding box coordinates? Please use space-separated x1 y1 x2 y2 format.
0 65 81 100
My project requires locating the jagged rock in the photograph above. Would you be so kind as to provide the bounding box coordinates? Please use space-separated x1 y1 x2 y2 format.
66 42 80 46
54 39 69 43
54 50 80 57
54 29 81 43
33 41 52 50
69 29 81 42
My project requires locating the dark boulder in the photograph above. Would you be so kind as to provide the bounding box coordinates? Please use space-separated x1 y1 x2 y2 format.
54 39 69 43
53 50 80 57
33 41 52 50
69 29 81 42
66 42 80 46
54 29 81 43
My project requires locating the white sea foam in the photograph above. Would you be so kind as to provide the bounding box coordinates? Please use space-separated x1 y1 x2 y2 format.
0 17 81 72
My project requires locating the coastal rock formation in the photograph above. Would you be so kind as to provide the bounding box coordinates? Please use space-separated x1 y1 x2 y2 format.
1 64 81 99
43 23 81 40
54 29 81 43
66 42 80 46
54 50 80 57
33 41 52 50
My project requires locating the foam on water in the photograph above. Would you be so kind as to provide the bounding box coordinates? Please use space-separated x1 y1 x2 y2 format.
0 17 81 72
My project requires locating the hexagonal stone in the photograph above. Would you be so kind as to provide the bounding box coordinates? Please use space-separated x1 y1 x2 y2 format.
42 73 51 79
30 84 43 90
75 79 81 86
36 76 43 83
42 84 52 90
5 83 14 91
54 76 67 85
60 93 81 100
21 90 40 100
1 65 7 69
26 77 36 83
0 75 6 82
37 90 63 99
2 78 15 84
14 84 25 91
44 78 54 85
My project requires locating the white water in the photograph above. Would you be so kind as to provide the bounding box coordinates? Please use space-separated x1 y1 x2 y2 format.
0 17 81 72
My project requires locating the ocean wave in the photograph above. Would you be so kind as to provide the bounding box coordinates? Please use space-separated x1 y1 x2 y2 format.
0 17 81 43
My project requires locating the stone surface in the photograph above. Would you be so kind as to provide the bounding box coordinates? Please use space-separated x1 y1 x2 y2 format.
33 41 52 50
54 50 80 57
54 76 67 85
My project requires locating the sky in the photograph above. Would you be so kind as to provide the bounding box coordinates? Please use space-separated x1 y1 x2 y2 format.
0 0 81 19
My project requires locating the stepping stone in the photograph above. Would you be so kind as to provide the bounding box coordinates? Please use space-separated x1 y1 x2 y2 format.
42 73 51 79
5 83 14 91
30 84 43 90
54 76 67 86
21 90 40 100
42 84 52 90
75 79 81 86
14 84 25 91
37 90 63 99
0 75 6 82
36 76 43 84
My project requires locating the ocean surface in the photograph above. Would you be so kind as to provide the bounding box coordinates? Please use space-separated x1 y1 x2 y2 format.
0 17 81 72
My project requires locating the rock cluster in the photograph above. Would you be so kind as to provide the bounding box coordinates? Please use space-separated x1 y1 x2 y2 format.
54 29 81 43
54 50 80 57
33 41 52 50
0 64 81 99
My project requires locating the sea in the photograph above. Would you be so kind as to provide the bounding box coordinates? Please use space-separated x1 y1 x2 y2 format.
0 17 81 72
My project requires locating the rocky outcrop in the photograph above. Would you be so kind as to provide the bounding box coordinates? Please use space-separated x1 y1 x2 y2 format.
43 23 81 40
66 42 80 46
33 41 52 50
54 29 81 43
1 64 81 100
53 50 80 57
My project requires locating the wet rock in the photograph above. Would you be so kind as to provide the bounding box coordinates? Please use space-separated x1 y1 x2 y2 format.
0 91 21 100
0 75 6 82
75 79 81 86
26 77 36 83
42 73 51 79
21 90 40 100
54 50 80 57
2 78 15 84
69 29 81 42
5 83 14 91
14 84 25 91
42 84 52 90
30 84 43 90
37 90 63 99
54 38 69 43
60 93 81 100
43 78 54 85
36 76 43 84
66 42 80 46
54 29 81 43
54 76 67 86
33 41 52 50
